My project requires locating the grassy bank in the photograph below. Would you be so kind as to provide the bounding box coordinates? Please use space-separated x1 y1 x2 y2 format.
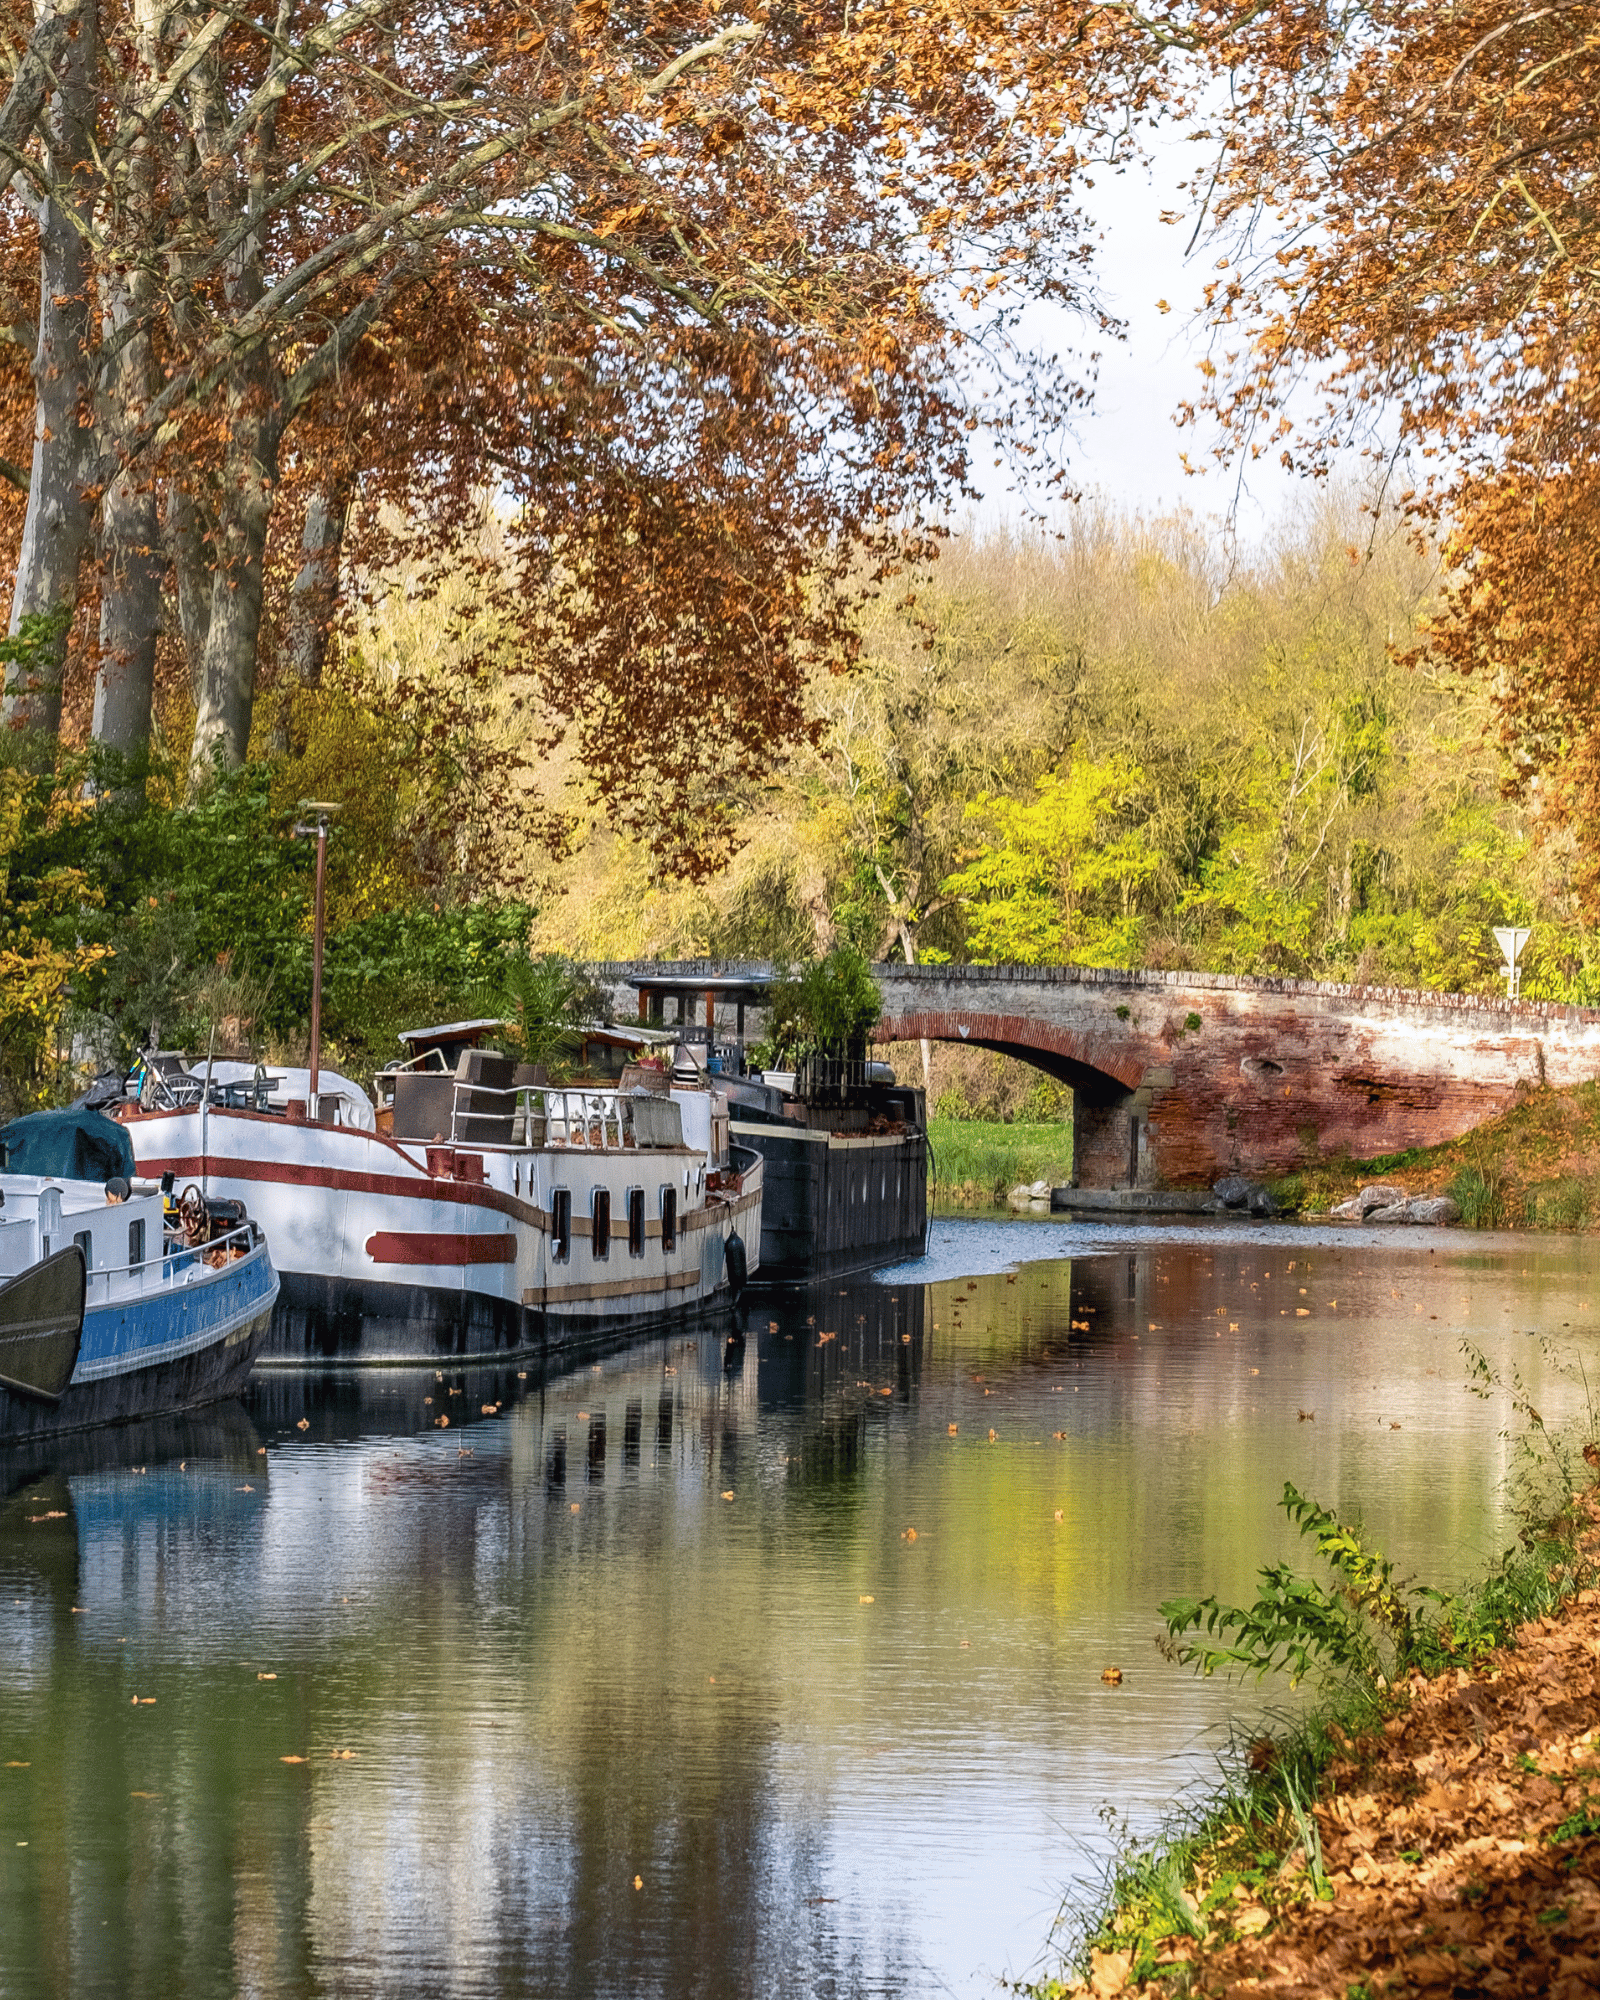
928 1117 1074 1209
1026 1377 1600 1997
1276 1079 1600 1230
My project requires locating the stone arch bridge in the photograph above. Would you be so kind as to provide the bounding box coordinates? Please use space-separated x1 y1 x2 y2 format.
592 961 1600 1190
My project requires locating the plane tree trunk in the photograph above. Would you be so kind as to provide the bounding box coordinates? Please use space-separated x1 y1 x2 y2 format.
3 0 99 737
90 0 165 767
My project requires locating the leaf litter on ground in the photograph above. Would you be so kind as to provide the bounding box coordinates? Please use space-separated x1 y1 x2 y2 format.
1059 1491 1600 1998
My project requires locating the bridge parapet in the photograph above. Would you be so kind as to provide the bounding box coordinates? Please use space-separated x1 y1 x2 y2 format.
592 959 1600 1189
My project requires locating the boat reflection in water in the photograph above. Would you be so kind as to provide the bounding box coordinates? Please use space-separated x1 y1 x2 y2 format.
4 1228 1584 2000
0 1291 934 2000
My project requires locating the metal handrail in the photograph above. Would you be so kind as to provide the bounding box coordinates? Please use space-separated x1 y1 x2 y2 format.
390 1076 676 1152
82 1222 262 1301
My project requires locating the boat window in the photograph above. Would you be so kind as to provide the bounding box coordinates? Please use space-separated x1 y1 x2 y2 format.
128 1217 145 1269
73 1229 93 1269
660 1186 677 1252
627 1187 646 1257
552 1188 572 1263
591 1188 611 1260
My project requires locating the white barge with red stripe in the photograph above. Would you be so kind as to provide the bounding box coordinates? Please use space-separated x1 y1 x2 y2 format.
122 1067 761 1366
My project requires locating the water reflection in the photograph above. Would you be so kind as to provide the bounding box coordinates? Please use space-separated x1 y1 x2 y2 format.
1 1227 1596 1998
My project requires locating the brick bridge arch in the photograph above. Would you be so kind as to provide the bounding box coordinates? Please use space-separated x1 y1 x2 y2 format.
595 960 1600 1190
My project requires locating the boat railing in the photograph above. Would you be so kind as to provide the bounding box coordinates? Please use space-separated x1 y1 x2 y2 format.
524 1086 628 1150
380 1072 683 1152
82 1222 261 1302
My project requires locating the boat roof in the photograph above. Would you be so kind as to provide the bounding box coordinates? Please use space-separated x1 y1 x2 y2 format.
628 973 774 1004
396 1019 506 1048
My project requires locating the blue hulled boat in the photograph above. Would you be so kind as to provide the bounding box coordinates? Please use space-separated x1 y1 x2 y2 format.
0 1110 277 1440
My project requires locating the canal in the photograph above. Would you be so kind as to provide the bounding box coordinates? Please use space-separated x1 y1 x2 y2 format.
1 1218 1596 1998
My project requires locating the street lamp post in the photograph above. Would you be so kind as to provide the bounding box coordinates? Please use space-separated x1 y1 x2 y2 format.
293 803 341 1112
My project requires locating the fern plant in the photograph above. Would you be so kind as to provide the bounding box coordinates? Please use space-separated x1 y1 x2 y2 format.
1158 1483 1418 1687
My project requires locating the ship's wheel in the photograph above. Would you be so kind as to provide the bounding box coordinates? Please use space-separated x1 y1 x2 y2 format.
178 1183 209 1241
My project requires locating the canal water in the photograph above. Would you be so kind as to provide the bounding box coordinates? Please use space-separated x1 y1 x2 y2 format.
2 1219 1596 1999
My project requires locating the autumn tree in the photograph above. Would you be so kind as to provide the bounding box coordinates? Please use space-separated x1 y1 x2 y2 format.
1164 0 1600 912
0 0 1176 871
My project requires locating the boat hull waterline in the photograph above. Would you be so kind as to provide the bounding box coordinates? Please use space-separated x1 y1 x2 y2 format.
129 1108 762 1365
0 1213 277 1442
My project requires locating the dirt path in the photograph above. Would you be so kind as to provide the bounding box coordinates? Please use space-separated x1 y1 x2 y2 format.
1079 1500 1600 1997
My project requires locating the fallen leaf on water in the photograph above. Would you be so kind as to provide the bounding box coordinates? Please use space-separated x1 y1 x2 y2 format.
1298 1409 1315 1422
481 1404 496 1415
720 1490 734 1501
902 1528 918 1541
1101 1666 1123 1684
578 1412 589 1422
817 1331 836 1345
988 1428 998 1442
879 1387 892 1397
5 1762 29 1769
1295 1308 1310 1317
296 1419 309 1431
257 1446 266 1454
129 1791 159 1799
1391 1421 1402 1430
517 1371 527 1379
329 1749 357 1760
136 1697 155 1705
235 1485 254 1492
26 1512 66 1523
959 1640 969 1648
436 1416 449 1427
664 1366 676 1375
280 1755 306 1764
1054 1510 1064 1522
859 1595 874 1604
257 1672 276 1682
1229 1322 1238 1331
634 1875 643 1890
569 1502 580 1513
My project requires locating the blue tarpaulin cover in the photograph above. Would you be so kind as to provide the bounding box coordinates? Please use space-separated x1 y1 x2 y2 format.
0 1108 136 1183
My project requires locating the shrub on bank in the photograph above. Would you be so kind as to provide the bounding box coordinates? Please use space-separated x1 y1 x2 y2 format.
1024 1347 1600 1994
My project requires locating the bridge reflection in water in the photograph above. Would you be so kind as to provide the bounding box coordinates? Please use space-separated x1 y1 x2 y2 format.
1 1227 1592 1998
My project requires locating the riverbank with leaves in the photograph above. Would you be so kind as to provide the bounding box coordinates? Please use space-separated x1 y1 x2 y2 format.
1029 1360 1600 1998
1279 1082 1600 1233
1042 1499 1600 1997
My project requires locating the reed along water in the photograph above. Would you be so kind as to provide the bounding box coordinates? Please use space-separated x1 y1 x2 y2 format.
1 1217 1596 1998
